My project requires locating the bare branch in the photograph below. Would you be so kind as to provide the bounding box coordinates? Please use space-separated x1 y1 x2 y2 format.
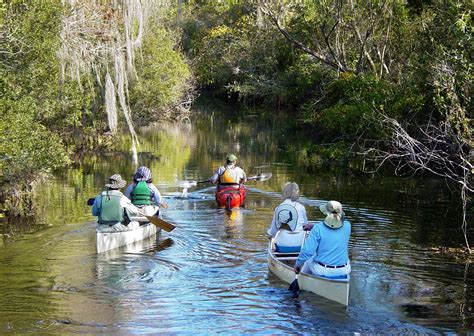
356 111 472 251
259 2 350 72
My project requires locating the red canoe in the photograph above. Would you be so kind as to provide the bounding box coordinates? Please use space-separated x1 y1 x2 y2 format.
215 184 246 209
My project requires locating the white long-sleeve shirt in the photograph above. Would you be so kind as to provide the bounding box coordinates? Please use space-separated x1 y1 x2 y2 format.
210 163 247 184
267 199 308 237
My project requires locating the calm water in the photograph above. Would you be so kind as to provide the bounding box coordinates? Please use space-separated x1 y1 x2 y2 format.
1 102 473 334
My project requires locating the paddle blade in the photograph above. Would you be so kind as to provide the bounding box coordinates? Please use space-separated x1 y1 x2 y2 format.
146 215 176 232
178 180 197 188
257 172 272 181
288 275 299 298
247 172 272 182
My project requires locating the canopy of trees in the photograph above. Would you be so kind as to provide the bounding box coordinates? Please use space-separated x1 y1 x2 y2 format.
1 1 471 247
0 0 193 214
179 0 472 248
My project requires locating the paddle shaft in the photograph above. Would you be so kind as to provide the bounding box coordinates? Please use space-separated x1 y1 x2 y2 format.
137 210 175 232
180 173 270 188
288 233 309 297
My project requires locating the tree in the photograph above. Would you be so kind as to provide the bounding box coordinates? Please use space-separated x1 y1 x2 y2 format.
260 0 415 80
262 0 472 249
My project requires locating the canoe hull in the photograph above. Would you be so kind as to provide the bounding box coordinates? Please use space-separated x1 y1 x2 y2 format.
96 222 158 253
268 241 350 306
215 185 246 209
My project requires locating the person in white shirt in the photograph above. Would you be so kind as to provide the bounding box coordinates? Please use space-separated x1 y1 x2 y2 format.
267 182 308 252
209 153 247 188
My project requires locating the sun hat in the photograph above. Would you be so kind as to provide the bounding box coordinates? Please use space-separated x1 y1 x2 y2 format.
319 200 345 229
275 203 298 231
134 166 152 182
105 174 127 189
226 153 238 162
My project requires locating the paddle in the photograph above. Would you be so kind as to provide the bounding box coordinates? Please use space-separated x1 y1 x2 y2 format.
86 198 175 232
247 172 272 182
288 232 307 298
136 211 175 232
178 172 271 188
289 273 300 298
178 180 210 197
177 172 271 197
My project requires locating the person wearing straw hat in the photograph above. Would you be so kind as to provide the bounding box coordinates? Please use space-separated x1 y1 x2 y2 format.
267 182 308 252
209 153 247 188
124 166 168 217
294 200 351 277
92 174 140 229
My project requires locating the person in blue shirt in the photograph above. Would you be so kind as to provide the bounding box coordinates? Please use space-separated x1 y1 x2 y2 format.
92 174 139 228
294 200 351 277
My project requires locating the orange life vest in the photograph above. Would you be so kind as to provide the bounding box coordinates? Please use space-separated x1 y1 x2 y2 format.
219 167 240 184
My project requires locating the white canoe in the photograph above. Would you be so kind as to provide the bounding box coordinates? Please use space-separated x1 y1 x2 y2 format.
96 222 158 253
268 239 350 306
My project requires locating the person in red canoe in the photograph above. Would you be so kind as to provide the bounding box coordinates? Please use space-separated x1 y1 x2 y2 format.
209 153 247 187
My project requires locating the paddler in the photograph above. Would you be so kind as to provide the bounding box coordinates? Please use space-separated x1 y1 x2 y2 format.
92 174 139 229
209 153 247 188
267 182 308 252
294 200 351 278
124 166 168 217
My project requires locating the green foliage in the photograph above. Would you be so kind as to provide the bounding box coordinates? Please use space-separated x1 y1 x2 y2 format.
409 0 472 142
285 141 351 166
182 1 304 105
0 104 69 214
302 73 424 140
0 0 68 175
130 27 191 122
1 0 97 142
0 0 91 213
0 109 69 182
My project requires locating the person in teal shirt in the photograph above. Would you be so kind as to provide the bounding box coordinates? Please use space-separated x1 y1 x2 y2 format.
295 200 351 278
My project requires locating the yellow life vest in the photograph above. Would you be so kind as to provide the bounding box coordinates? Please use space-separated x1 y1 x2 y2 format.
219 167 240 184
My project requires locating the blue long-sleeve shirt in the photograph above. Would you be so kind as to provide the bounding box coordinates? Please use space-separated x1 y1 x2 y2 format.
91 191 138 216
296 220 351 267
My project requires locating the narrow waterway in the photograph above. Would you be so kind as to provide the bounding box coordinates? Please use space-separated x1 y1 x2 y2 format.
0 101 473 334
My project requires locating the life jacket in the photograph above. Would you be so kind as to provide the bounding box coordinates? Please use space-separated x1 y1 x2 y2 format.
219 167 240 184
98 190 124 225
131 181 152 205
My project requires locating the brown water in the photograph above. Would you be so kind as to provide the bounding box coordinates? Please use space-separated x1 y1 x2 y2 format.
0 101 473 334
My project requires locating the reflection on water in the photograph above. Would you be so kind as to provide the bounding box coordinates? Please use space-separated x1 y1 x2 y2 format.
0 102 473 334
